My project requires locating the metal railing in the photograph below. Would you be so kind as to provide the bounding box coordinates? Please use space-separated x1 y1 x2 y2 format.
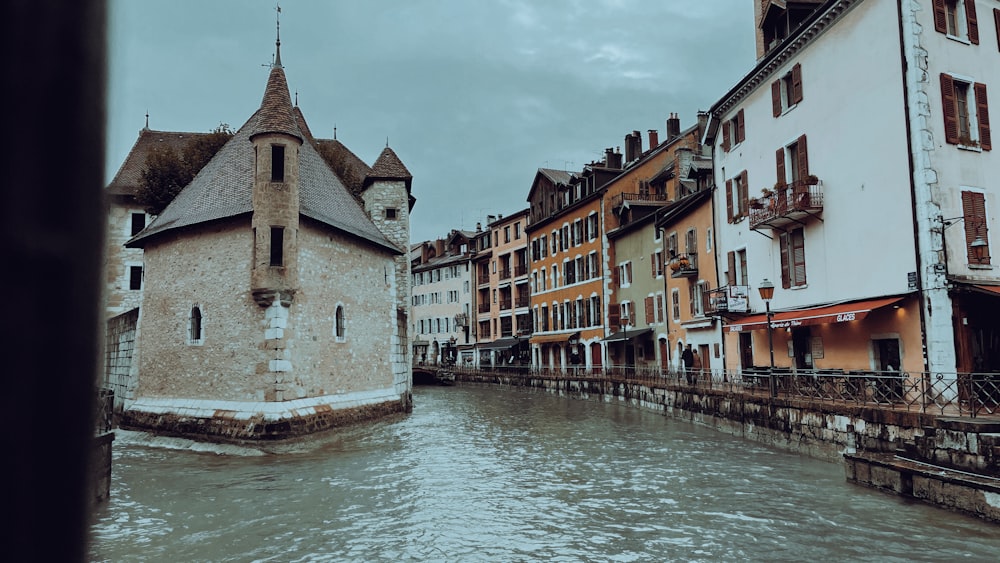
94 387 115 435
444 365 1000 418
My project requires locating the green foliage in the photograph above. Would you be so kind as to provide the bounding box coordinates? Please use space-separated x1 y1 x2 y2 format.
137 123 234 214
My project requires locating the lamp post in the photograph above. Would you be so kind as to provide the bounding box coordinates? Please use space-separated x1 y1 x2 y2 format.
758 279 777 398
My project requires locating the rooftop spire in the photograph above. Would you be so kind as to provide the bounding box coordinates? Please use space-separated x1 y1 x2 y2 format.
273 2 282 68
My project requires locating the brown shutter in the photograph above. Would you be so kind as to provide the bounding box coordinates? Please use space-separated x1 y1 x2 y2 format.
933 0 947 33
772 80 782 117
966 0 979 44
975 82 991 151
651 253 656 277
626 262 632 283
727 251 736 286
791 63 803 105
775 147 786 185
611 265 619 288
737 109 746 143
608 303 620 331
740 170 750 216
722 120 731 152
797 134 809 178
779 233 791 289
940 74 960 145
995 9 1000 52
792 230 807 285
645 296 655 325
726 179 734 223
962 191 991 265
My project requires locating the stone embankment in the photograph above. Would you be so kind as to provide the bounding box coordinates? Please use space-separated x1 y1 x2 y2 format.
453 370 1000 524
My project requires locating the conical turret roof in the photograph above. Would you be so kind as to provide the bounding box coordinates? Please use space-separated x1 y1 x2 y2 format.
249 64 302 142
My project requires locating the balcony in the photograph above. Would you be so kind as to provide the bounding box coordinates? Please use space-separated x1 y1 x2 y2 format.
499 268 511 281
499 298 512 311
749 180 824 230
704 285 749 316
478 302 491 314
611 191 670 210
514 264 528 278
669 252 698 278
477 273 490 285
515 294 530 308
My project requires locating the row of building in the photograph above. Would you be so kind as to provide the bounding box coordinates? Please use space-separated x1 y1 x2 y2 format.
411 0 1000 379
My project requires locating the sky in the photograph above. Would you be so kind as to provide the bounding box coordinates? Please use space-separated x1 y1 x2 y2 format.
106 0 756 243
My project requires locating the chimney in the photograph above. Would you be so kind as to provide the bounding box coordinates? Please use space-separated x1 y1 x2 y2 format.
605 147 623 169
697 110 709 135
487 214 496 225
624 131 642 163
435 238 445 256
648 129 659 149
476 222 482 232
667 113 681 140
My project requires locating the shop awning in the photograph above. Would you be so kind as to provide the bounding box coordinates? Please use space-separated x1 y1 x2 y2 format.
725 296 904 332
971 284 1000 297
477 337 520 350
531 332 576 344
603 327 653 342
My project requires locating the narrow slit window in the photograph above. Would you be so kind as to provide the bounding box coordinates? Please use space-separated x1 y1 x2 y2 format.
128 265 143 290
130 213 145 236
190 307 202 343
271 144 285 182
335 305 346 340
270 226 284 266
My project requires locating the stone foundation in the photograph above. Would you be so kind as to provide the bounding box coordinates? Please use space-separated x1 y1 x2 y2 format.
120 388 412 443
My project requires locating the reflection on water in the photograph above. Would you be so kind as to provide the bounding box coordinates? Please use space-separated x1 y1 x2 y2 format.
90 385 1000 562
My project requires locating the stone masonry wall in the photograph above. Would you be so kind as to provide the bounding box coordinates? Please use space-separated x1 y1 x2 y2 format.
136 218 267 401
105 201 147 316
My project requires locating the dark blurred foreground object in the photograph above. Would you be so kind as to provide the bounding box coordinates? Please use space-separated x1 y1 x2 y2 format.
1 1 107 561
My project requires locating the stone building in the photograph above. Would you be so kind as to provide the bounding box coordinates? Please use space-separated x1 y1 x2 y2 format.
119 37 414 442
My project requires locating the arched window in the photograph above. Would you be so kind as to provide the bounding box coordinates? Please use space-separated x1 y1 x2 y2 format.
335 305 345 341
189 306 203 345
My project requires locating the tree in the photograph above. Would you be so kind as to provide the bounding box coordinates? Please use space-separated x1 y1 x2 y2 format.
136 124 234 214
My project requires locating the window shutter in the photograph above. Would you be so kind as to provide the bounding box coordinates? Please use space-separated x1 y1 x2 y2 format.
776 148 786 185
932 0 947 33
727 251 736 286
974 82 991 151
726 179 734 223
608 303 620 331
771 80 782 117
645 296 655 325
722 120 731 152
740 170 750 216
995 9 1000 52
940 74 960 145
797 134 809 178
966 0 979 45
962 191 991 265
651 253 656 277
626 262 632 283
611 266 619 287
737 109 746 143
779 233 791 289
791 63 803 105
792 230 807 285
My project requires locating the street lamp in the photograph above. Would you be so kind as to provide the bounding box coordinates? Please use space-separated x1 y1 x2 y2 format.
758 279 777 398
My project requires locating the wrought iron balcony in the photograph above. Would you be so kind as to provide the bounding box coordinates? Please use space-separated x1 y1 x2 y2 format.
611 191 670 210
669 252 698 278
749 179 824 230
499 268 511 280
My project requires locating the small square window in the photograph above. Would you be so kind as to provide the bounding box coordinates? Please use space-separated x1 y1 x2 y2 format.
385 208 398 219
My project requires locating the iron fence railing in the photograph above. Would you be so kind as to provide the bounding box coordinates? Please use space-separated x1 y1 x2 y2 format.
444 365 1000 418
94 387 114 436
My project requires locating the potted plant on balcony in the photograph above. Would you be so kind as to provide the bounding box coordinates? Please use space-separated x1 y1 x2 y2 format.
749 197 764 209
760 187 773 197
804 174 819 185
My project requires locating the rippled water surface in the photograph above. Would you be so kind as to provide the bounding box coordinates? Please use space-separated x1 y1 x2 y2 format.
90 385 1000 562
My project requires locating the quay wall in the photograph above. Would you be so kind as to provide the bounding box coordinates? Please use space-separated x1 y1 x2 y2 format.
453 372 1000 524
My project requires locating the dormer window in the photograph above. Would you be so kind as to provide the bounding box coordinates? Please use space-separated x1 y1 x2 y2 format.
271 144 285 182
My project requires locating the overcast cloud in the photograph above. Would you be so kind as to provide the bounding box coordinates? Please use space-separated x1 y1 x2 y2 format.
107 0 755 242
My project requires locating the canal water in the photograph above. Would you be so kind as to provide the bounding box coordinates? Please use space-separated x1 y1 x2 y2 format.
89 385 1000 562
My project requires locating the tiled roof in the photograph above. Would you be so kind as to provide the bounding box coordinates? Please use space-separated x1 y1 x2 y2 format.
249 65 302 142
127 77 400 255
538 168 573 186
313 138 372 202
366 146 413 192
106 129 210 196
